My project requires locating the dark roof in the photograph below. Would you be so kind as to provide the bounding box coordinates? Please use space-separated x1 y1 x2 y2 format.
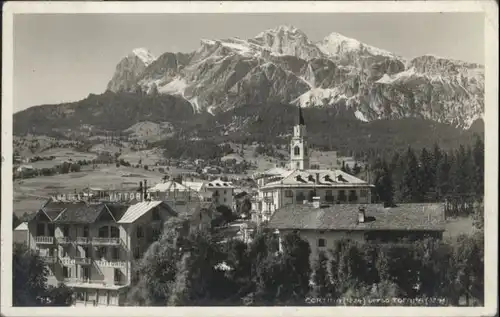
105 203 129 221
28 201 130 224
53 203 105 223
267 203 445 232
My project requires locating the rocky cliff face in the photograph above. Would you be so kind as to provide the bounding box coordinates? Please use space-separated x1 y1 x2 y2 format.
106 26 484 129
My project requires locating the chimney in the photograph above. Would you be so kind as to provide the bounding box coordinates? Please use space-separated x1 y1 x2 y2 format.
138 181 143 201
358 206 366 223
312 196 321 209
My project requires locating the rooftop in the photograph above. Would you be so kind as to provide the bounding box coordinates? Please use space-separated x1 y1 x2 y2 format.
267 203 445 232
261 169 373 188
26 200 175 224
207 178 234 188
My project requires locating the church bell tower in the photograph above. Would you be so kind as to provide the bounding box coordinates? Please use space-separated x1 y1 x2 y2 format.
290 105 309 170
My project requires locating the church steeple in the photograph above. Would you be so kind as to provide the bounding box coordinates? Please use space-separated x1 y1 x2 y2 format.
290 104 309 170
297 104 305 126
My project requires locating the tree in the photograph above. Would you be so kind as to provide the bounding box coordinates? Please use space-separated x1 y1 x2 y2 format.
126 217 186 305
312 251 331 298
431 143 443 201
373 159 394 206
437 152 452 199
418 148 434 202
472 136 484 199
13 243 49 306
13 243 73 306
169 229 228 305
401 147 421 202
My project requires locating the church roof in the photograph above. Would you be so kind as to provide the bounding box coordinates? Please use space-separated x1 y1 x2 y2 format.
297 104 305 126
261 169 373 189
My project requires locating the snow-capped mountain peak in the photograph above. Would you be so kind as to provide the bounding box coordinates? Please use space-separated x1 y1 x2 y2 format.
105 26 484 130
255 25 301 38
318 32 395 58
132 48 156 66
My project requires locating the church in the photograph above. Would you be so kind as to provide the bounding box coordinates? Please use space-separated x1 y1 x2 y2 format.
252 105 374 222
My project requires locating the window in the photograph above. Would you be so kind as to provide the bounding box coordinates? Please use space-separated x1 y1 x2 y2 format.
224 198 226 202
48 224 55 236
97 247 107 259
110 226 119 238
61 247 70 258
348 190 358 202
136 226 144 238
112 247 119 260
134 247 140 259
325 190 334 202
294 146 300 156
76 291 85 301
296 192 305 204
338 190 346 202
285 190 293 198
83 225 89 237
98 226 108 238
62 225 69 237
308 190 316 202
63 266 70 278
360 189 368 198
82 246 90 258
82 267 90 280
114 269 121 283
224 190 227 195
318 238 326 247
37 223 45 236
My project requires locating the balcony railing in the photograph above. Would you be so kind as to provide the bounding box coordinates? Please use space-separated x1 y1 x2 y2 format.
41 256 58 264
74 257 92 265
59 257 75 266
91 237 121 246
35 236 54 244
56 236 72 244
95 260 126 268
75 237 90 245
64 278 127 288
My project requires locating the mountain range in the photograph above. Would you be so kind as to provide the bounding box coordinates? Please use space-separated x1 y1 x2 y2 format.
105 25 484 129
13 25 484 155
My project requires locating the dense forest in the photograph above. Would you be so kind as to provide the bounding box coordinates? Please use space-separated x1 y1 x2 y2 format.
369 136 484 216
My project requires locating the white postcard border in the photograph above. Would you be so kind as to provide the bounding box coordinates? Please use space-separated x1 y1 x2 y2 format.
1 1 498 317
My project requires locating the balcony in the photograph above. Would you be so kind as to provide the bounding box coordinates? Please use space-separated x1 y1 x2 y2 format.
91 237 121 246
75 237 90 245
56 236 72 245
41 256 58 264
63 278 127 289
95 260 127 268
74 257 92 266
60 257 75 266
35 236 54 245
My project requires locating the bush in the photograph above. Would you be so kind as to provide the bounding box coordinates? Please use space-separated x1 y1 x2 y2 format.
144 165 149 170
69 163 80 172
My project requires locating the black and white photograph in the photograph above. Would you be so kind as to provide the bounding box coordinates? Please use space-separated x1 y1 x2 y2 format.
1 1 497 316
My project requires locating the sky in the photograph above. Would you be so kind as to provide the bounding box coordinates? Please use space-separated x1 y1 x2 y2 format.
13 12 484 112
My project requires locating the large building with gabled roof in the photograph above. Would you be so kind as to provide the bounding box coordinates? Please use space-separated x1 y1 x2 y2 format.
252 105 374 222
24 198 178 306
